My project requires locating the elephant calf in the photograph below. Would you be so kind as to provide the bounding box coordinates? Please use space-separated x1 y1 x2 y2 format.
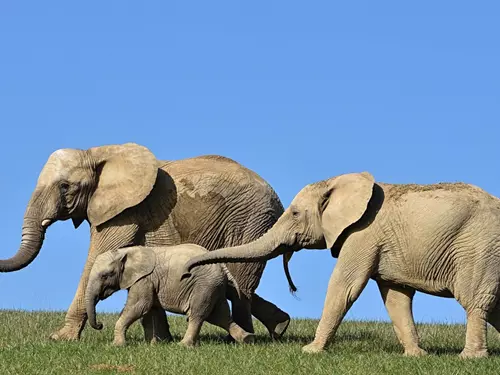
86 244 255 347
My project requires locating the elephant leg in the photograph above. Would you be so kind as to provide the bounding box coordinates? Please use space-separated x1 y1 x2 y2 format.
229 293 254 335
50 225 139 341
226 261 290 339
487 303 500 333
114 287 153 347
460 309 489 359
251 293 291 340
206 300 255 344
141 307 172 344
377 282 427 356
302 245 376 354
49 253 95 341
180 315 204 348
456 265 498 359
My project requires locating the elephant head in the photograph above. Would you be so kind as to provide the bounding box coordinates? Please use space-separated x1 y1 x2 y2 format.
86 247 157 330
0 143 158 272
183 172 377 275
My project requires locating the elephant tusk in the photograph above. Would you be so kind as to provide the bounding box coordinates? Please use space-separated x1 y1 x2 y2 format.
41 219 52 228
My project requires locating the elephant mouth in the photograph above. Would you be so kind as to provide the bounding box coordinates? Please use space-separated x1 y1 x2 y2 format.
99 288 113 300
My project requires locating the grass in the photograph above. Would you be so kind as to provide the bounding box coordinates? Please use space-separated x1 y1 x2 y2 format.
1 311 500 374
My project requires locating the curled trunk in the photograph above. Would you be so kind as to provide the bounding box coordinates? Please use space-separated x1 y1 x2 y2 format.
0 216 46 272
85 283 103 330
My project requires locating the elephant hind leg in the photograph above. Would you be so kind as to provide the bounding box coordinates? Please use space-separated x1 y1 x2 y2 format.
141 307 173 344
460 310 489 359
377 282 427 356
454 260 500 359
180 316 203 348
251 294 290 340
226 287 254 334
206 300 255 344
456 288 497 358
487 303 500 333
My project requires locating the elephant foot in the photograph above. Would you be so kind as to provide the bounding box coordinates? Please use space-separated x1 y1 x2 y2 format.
238 332 255 344
150 334 173 344
223 334 236 344
179 339 198 348
272 318 291 340
49 325 81 341
113 338 127 347
459 348 488 359
302 342 326 354
403 347 428 357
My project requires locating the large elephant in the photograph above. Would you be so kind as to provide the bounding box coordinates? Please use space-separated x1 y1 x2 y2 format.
0 143 291 341
185 171 500 358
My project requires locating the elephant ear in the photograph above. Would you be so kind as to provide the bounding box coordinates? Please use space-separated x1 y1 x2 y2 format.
88 143 158 227
119 247 157 289
320 172 375 249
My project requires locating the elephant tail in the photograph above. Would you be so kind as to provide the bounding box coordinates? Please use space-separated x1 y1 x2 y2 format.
283 253 300 299
221 264 243 300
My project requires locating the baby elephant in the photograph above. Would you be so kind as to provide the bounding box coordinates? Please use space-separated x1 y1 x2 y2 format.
85 244 255 347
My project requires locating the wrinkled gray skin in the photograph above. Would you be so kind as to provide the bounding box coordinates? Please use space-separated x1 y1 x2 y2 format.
186 171 500 358
86 245 254 347
0 143 291 342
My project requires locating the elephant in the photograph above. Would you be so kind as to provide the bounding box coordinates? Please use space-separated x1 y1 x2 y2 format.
184 171 500 358
0 143 291 342
86 244 255 347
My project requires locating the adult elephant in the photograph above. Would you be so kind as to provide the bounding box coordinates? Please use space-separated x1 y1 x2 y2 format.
0 143 291 341
185 171 500 358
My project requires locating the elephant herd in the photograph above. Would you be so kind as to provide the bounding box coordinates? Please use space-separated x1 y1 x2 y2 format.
2 142 500 359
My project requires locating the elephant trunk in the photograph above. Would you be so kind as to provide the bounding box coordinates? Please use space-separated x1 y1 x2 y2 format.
85 276 104 330
0 197 47 272
183 224 288 276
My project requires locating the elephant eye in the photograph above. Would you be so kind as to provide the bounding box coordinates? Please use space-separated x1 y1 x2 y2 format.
59 181 70 193
291 209 300 218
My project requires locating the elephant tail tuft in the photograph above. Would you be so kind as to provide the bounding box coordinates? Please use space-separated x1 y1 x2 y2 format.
221 264 243 300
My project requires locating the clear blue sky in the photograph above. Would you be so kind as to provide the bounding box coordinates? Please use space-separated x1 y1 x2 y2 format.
0 1 499 325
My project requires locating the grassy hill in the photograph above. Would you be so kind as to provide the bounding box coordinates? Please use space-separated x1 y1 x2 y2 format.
1 311 500 374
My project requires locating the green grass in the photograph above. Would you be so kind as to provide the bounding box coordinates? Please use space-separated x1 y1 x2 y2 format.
1 311 500 375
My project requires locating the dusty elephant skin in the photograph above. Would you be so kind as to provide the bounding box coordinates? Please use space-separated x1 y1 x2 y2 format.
0 143 291 342
86 244 254 347
185 171 500 358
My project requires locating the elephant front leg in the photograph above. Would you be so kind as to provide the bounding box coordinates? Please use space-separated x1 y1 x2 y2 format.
302 249 374 354
50 224 139 341
377 282 427 357
114 280 154 346
49 254 96 341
